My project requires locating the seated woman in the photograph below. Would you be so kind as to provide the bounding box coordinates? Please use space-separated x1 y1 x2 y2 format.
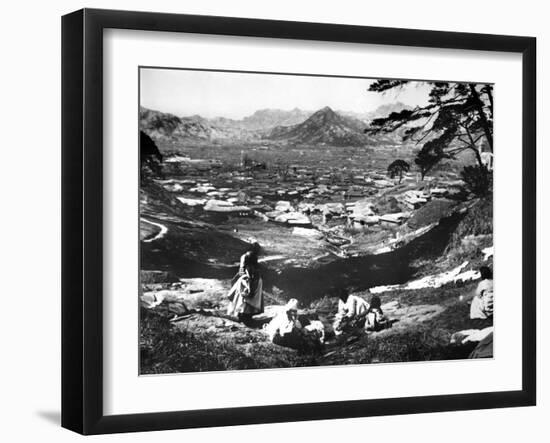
264 299 303 348
333 288 370 336
265 299 325 350
226 243 264 323
470 266 494 320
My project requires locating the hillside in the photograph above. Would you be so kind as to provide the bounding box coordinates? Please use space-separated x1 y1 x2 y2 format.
139 107 259 142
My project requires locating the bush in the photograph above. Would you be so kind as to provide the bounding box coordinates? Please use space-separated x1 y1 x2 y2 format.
449 196 493 246
461 165 492 196
375 196 402 214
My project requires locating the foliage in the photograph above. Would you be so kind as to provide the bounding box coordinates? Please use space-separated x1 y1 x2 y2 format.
375 196 402 214
387 159 410 183
140 131 163 180
406 199 457 229
461 165 492 196
448 196 493 250
366 81 493 179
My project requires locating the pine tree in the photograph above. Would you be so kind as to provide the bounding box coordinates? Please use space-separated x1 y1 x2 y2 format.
387 159 410 183
366 81 493 180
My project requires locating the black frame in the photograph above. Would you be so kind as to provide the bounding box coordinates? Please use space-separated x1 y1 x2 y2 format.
62 8 537 435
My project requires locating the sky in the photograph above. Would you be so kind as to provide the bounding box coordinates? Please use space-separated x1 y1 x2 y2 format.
140 68 432 119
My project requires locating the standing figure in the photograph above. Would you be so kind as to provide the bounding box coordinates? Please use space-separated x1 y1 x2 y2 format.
470 266 494 320
227 242 264 323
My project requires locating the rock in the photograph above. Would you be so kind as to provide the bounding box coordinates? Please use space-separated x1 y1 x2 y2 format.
140 292 165 309
142 278 230 313
451 327 493 344
167 302 189 315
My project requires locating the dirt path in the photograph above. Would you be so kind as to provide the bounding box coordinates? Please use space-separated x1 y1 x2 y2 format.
141 217 168 242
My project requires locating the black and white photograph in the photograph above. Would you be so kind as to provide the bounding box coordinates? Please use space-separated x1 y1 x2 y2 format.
139 68 495 374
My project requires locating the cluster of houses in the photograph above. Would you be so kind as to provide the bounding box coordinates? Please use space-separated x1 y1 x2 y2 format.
157 156 460 233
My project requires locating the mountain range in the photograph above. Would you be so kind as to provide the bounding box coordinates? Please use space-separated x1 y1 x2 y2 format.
139 102 410 146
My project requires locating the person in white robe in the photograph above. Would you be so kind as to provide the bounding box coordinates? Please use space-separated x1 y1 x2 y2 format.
333 288 370 336
265 299 325 350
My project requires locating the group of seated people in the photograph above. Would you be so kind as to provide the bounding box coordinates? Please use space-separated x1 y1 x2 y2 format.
333 288 390 336
263 288 390 351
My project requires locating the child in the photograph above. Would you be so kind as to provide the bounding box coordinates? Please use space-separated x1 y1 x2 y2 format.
365 295 390 332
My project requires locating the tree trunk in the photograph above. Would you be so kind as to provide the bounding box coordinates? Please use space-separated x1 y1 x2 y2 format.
484 86 494 116
465 127 485 169
469 84 493 152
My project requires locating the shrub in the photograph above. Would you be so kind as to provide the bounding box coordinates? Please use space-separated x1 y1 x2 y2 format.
461 165 492 196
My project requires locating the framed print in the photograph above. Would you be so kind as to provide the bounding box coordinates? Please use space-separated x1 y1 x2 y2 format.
61 8 536 435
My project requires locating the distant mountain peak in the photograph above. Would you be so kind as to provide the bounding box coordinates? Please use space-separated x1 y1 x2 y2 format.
317 106 335 114
267 107 369 146
310 106 339 123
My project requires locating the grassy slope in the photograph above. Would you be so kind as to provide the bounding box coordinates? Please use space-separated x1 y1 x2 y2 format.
140 278 493 373
140 308 318 374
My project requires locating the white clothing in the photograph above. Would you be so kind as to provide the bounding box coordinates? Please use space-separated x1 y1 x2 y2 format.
337 295 370 318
